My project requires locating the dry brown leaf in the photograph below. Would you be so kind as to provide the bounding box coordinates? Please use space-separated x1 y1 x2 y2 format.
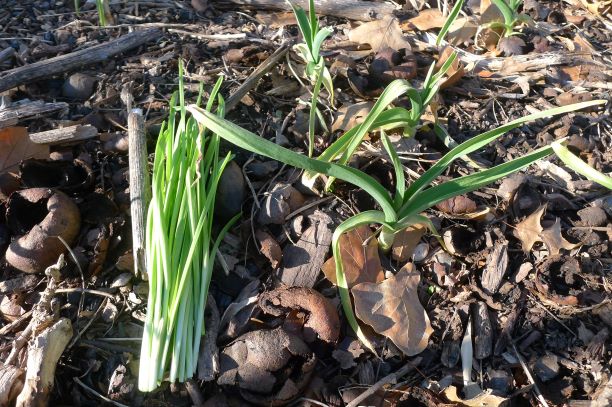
255 230 282 269
0 127 49 174
446 17 479 46
436 46 465 89
351 263 432 356
513 205 545 252
391 224 426 262
405 8 446 31
436 195 477 215
255 12 297 28
348 17 412 55
443 385 509 407
331 102 374 133
540 218 580 255
578 0 611 16
321 225 384 287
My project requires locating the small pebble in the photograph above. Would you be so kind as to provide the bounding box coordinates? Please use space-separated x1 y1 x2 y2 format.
62 73 96 100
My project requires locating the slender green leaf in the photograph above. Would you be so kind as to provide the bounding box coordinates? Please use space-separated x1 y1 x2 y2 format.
491 0 515 27
288 1 313 50
380 130 405 208
312 28 332 62
187 106 398 222
402 100 606 207
551 141 612 189
436 0 465 45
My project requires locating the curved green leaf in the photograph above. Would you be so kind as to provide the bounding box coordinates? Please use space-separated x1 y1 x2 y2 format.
551 141 612 189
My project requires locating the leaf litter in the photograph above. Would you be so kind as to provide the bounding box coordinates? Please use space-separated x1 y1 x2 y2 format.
0 0 611 405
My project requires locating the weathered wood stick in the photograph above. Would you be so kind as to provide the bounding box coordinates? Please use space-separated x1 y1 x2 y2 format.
216 0 397 21
225 42 291 111
0 28 161 93
0 101 68 129
128 108 149 279
29 124 97 145
0 47 15 65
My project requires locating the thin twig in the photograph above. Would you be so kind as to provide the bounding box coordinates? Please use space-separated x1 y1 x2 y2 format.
345 357 422 407
507 335 551 407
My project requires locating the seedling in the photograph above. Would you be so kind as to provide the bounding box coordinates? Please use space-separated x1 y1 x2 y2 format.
188 93 605 351
288 0 334 157
487 0 530 37
138 66 239 391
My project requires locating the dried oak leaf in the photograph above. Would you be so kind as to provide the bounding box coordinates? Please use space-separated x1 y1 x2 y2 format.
391 224 426 262
259 286 340 343
321 225 384 287
348 17 412 55
332 102 374 133
513 205 545 252
255 230 282 269
0 127 48 174
404 8 446 31
540 218 580 256
351 263 432 356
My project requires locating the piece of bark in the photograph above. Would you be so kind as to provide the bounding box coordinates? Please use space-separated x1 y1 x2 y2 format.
441 310 464 368
217 0 397 21
0 101 68 129
128 108 149 278
0 364 24 407
277 210 332 288
29 124 97 145
0 29 161 93
494 292 526 355
472 302 492 359
198 296 220 381
15 318 73 407
481 242 508 295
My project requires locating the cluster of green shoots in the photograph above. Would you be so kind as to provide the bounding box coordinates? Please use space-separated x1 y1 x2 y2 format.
138 64 238 391
288 0 334 157
488 0 530 37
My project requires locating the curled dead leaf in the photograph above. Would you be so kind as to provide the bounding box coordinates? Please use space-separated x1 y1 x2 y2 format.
255 230 282 269
5 188 81 273
436 195 477 215
259 286 340 343
513 205 546 252
217 327 316 406
351 263 432 356
321 225 384 287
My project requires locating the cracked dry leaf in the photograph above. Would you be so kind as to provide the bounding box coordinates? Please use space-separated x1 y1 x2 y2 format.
348 17 412 55
540 218 580 255
321 225 384 287
351 263 432 356
513 205 545 252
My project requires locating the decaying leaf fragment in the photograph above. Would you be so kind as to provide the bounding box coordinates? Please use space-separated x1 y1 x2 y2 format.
351 263 432 356
443 385 509 407
0 127 49 174
217 328 316 406
259 287 340 343
321 225 384 287
540 218 580 256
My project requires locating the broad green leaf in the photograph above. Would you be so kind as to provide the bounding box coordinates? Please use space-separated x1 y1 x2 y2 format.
187 106 398 221
491 0 515 27
402 100 606 207
380 130 406 208
288 0 313 50
551 141 612 189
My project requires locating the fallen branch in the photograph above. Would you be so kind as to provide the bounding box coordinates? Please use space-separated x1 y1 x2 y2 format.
0 101 68 129
0 28 161 93
29 124 98 145
216 0 397 21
